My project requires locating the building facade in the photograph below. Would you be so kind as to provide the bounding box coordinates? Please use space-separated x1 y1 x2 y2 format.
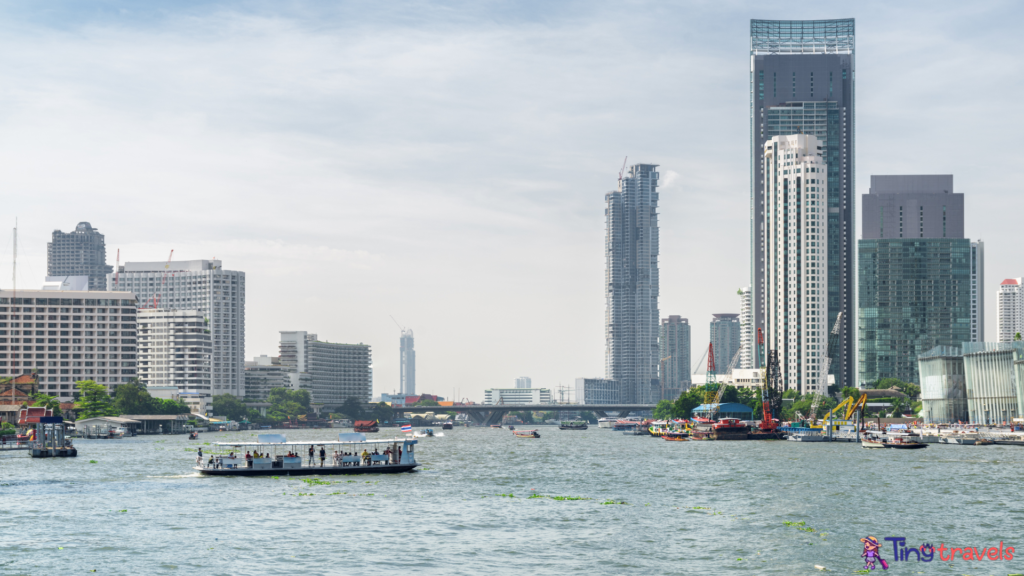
917 345 968 424
483 387 552 405
136 309 211 405
47 222 114 291
279 331 372 404
400 328 416 395
858 175 978 386
962 342 1023 425
659 316 690 400
751 19 855 389
605 163 661 404
762 134 829 394
244 355 309 401
515 376 532 389
971 241 984 342
709 313 741 373
109 260 244 396
998 279 1023 342
738 287 753 369
0 289 138 401
574 378 618 404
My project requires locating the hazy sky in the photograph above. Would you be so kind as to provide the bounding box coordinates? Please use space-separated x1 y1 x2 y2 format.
1 1 1021 401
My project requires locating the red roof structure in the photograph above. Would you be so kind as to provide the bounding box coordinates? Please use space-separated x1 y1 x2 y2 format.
1001 278 1020 285
18 407 53 426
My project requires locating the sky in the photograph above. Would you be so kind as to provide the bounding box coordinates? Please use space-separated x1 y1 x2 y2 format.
0 1 1021 401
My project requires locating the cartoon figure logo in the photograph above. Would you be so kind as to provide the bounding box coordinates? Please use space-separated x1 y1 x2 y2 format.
861 536 889 570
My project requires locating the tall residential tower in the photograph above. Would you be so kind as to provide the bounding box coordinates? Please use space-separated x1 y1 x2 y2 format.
400 329 416 396
751 19 855 389
659 316 691 400
47 222 113 291
605 164 661 404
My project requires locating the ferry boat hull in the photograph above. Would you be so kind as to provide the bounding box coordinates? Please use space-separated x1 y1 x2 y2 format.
195 463 418 476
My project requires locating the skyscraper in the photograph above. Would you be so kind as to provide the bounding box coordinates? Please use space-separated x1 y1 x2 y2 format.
738 287 753 369
998 279 1023 342
762 134 829 394
659 316 690 400
108 260 245 396
709 314 741 373
400 329 416 395
47 222 113 291
605 163 661 404
751 19 855 389
859 175 978 386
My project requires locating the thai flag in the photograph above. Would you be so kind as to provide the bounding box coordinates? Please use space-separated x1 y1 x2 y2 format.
401 424 412 432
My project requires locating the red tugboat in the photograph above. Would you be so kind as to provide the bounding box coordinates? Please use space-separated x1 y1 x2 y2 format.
354 420 380 433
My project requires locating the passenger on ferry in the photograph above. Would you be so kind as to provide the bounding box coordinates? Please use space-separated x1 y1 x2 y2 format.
246 451 253 468
319 447 326 468
207 456 215 468
308 445 315 466
361 449 370 465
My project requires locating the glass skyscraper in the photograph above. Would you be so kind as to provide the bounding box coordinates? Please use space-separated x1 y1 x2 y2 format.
751 19 855 390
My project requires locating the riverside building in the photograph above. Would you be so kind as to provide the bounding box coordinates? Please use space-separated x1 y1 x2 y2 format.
738 287 753 369
659 316 691 399
574 378 618 404
483 387 552 405
605 163 661 404
762 134 829 394
136 309 211 407
998 279 1024 342
858 175 981 386
0 289 138 400
47 222 114 291
108 260 245 397
751 18 856 389
279 331 371 404
515 377 532 389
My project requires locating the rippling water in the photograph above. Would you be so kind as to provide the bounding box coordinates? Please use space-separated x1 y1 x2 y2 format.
2 427 1023 575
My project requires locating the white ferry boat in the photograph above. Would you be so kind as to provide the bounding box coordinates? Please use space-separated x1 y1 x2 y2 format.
597 418 618 429
195 433 420 476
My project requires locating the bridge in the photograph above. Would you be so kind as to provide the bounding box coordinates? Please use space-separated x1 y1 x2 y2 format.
395 404 658 426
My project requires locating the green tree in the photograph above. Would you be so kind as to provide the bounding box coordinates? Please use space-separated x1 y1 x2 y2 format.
267 388 311 411
579 410 598 424
338 397 366 420
840 386 860 400
512 410 534 424
653 400 674 420
369 402 394 424
669 386 706 419
782 388 800 399
75 380 118 418
31 392 62 418
1 421 15 435
1016 332 1022 342
113 382 150 415
212 394 248 421
412 397 440 407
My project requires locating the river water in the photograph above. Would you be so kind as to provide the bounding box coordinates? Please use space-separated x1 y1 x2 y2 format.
2 427 1023 575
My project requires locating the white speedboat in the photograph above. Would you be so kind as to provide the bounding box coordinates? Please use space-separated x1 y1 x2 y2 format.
787 430 826 442
597 418 618 429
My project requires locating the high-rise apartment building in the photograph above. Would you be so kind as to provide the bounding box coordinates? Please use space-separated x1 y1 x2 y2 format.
400 329 415 395
709 314 741 373
0 289 138 401
136 309 211 405
515 376 532 389
659 316 690 400
605 163 661 404
762 134 829 394
998 279 1024 342
47 222 114 291
279 331 372 404
751 19 855 389
971 242 984 342
244 354 312 401
108 260 245 396
859 175 979 386
738 287 753 369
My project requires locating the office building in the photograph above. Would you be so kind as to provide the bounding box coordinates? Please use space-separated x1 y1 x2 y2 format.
762 134 829 394
574 377 618 404
738 287 753 369
244 355 311 401
400 329 416 395
917 345 968 424
859 175 978 386
483 387 552 405
659 316 690 400
136 309 211 407
751 19 855 389
280 331 372 404
998 278 1023 342
0 289 138 401
710 314 741 373
515 376 532 389
47 222 114 292
108 259 245 396
971 242 984 342
605 163 661 404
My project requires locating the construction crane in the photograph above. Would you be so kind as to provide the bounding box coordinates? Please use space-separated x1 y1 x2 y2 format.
617 156 628 187
821 392 868 439
149 250 175 309
757 328 782 432
703 343 717 407
808 312 844 423
726 344 744 375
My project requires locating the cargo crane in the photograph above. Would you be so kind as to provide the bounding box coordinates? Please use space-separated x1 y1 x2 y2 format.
808 312 843 423
757 328 782 432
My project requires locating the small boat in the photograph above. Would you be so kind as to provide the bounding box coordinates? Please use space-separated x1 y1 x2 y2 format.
862 431 927 449
354 420 380 433
975 438 995 445
597 417 618 429
508 425 515 431
196 433 419 476
559 421 588 430
442 422 453 430
188 431 200 440
662 435 688 442
513 429 540 439
490 424 502 429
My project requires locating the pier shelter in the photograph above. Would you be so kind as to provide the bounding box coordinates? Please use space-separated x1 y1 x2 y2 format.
119 414 189 434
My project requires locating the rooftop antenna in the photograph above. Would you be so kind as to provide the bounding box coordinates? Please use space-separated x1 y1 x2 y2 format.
617 156 628 187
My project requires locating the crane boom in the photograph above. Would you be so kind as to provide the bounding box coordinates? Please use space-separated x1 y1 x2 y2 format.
151 249 174 309
809 312 844 422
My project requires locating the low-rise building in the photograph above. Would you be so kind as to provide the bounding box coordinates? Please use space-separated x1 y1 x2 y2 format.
483 387 552 405
574 378 618 404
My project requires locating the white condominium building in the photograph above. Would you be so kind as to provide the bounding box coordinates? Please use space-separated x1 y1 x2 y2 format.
136 309 211 404
998 278 1024 342
483 387 552 405
0 289 138 400
108 260 244 396
279 331 372 404
762 134 829 394
738 287 753 369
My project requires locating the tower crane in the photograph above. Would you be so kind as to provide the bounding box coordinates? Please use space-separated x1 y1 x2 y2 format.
726 344 744 375
757 328 782 432
808 312 843 423
149 250 174 309
617 156 628 187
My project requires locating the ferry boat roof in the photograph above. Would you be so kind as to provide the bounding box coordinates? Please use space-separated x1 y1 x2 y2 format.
210 433 415 448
